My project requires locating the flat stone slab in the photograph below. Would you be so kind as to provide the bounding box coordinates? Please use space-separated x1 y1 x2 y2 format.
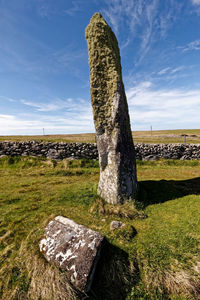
40 216 104 292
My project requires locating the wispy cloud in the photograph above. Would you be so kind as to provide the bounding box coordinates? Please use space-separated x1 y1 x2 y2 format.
21 97 90 113
120 38 131 50
102 0 179 64
64 0 83 16
21 100 62 112
0 96 16 103
158 67 171 75
181 40 200 52
170 66 184 74
157 66 184 76
141 0 158 50
191 0 200 5
51 46 85 68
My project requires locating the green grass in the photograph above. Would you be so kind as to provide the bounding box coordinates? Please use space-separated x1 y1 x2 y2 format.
1 129 200 144
0 157 199 299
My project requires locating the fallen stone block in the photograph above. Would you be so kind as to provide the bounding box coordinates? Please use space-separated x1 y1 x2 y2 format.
40 216 104 292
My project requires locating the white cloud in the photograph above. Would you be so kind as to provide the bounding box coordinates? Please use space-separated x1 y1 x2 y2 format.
127 82 200 130
20 97 90 113
0 114 45 135
0 95 95 135
191 0 200 5
21 100 61 112
170 66 184 74
181 40 200 52
1 82 199 135
157 66 184 76
0 107 94 135
158 67 171 75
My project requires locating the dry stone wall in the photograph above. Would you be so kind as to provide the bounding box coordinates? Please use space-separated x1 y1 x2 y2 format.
0 141 200 160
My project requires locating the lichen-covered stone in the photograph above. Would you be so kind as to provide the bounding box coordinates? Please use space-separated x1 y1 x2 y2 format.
40 216 104 292
85 13 138 204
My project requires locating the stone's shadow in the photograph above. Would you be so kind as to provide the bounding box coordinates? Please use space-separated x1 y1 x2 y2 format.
139 177 200 207
88 240 139 300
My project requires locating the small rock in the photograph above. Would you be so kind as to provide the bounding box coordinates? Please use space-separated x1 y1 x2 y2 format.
40 216 104 292
110 220 125 231
143 155 159 161
46 149 60 159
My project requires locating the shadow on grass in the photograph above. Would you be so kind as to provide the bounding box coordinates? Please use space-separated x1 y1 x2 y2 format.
88 240 139 300
139 177 200 207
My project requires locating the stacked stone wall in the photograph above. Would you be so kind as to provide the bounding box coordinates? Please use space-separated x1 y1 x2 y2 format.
0 141 199 160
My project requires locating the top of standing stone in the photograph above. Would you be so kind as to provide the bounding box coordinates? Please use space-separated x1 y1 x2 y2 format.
85 12 121 76
86 12 104 25
85 12 124 134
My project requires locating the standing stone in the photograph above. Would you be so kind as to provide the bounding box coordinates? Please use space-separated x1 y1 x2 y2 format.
85 13 137 204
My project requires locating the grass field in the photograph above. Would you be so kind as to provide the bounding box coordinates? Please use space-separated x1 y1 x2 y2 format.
0 129 200 144
0 157 199 299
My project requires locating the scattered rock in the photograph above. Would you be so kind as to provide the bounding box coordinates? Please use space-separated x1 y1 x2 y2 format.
110 220 125 231
117 224 137 241
47 149 60 159
142 155 159 161
40 216 105 292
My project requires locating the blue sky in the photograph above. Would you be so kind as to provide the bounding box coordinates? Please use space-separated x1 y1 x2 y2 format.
0 0 200 135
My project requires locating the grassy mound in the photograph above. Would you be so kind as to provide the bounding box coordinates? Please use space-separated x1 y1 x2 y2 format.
0 157 199 299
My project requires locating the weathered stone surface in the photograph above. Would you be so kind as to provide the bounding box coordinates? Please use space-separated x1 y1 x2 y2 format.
85 13 138 204
0 141 199 160
40 216 104 292
110 220 125 231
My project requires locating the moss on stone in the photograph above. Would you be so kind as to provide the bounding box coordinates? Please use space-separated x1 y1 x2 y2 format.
85 13 124 133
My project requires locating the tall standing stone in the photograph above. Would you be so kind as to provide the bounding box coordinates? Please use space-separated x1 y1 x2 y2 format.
85 13 137 204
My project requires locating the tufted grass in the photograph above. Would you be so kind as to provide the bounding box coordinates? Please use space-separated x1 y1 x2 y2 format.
0 129 200 144
0 157 199 299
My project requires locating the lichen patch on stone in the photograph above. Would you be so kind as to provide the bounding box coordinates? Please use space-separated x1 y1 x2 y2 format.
40 216 104 292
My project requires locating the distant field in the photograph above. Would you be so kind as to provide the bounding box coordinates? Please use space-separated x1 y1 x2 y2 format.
0 129 200 144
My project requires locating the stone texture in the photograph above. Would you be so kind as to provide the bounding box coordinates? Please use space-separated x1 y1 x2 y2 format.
110 220 125 231
40 216 104 292
85 13 138 204
0 141 200 160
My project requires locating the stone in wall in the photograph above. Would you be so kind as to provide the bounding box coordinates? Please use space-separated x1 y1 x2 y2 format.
40 216 104 292
85 13 138 204
0 141 200 160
